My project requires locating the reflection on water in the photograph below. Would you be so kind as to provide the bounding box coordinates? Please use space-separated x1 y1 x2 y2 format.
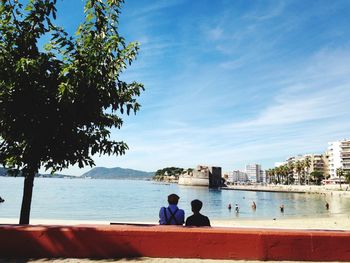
0 177 349 221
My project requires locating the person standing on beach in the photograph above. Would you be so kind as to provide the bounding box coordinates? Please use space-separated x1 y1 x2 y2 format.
185 199 211 227
159 193 185 225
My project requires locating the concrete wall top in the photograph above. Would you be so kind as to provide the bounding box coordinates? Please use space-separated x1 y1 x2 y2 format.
1 224 350 261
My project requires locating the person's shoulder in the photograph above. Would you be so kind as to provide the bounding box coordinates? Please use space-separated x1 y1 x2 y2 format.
185 215 195 226
198 213 208 219
201 214 211 225
186 214 195 220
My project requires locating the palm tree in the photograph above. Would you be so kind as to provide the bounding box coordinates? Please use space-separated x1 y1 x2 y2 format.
295 160 304 185
345 171 350 187
281 165 289 185
266 169 273 184
287 161 295 185
275 166 282 184
304 156 312 185
336 168 344 189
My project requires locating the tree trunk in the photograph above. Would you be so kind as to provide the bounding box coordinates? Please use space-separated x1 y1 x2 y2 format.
19 172 35 224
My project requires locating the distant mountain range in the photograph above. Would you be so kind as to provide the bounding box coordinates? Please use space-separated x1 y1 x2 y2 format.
81 167 154 180
0 166 154 180
0 167 75 178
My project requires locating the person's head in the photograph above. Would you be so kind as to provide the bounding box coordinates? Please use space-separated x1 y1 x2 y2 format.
191 199 203 213
168 193 180 205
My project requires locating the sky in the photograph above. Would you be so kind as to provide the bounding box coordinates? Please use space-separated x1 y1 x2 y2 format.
41 0 350 175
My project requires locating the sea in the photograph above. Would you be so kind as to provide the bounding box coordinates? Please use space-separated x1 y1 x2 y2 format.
1 177 349 222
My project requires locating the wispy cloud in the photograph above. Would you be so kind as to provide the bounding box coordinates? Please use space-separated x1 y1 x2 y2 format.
244 1 287 21
125 0 185 18
115 48 350 172
50 0 350 175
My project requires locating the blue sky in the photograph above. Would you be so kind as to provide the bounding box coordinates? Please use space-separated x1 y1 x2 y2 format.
44 0 350 175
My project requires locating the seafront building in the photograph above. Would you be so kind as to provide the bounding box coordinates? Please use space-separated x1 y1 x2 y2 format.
328 139 350 178
284 154 327 183
245 164 264 183
226 170 248 184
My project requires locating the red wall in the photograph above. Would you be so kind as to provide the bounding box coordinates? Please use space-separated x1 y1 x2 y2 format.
1 224 350 261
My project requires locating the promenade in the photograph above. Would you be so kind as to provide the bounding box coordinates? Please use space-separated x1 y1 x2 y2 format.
223 184 350 196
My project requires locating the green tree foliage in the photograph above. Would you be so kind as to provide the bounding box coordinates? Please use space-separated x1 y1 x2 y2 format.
154 167 185 179
345 171 350 185
310 171 324 185
0 0 143 224
336 168 344 189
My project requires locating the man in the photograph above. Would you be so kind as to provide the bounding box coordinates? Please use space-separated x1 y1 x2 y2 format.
185 199 211 227
159 193 185 225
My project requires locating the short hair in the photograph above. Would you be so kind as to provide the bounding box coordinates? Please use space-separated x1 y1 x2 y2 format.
168 193 180 205
191 199 203 212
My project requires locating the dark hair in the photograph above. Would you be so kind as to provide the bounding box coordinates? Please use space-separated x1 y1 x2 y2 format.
168 193 179 205
191 199 203 212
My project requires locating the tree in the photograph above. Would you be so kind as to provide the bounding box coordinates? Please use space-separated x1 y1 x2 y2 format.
295 161 304 185
303 156 311 185
310 171 324 185
345 171 350 186
287 161 295 185
336 168 344 189
266 168 275 184
0 0 143 224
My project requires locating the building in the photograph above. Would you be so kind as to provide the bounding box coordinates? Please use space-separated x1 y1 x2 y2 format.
259 170 266 183
285 153 327 183
328 139 350 178
226 170 248 184
245 164 262 183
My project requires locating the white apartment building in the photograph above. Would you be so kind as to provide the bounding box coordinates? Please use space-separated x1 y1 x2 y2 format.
259 170 266 183
328 139 350 178
228 170 248 183
245 164 262 183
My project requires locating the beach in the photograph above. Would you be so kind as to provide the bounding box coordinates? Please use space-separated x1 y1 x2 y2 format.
2 213 350 230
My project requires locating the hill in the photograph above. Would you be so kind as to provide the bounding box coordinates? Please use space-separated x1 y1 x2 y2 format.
0 166 75 178
81 167 154 180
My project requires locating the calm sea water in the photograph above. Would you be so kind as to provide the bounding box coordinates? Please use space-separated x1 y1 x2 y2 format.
1 177 349 222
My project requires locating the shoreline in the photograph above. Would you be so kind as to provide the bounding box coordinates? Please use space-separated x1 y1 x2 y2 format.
2 214 350 230
224 184 350 197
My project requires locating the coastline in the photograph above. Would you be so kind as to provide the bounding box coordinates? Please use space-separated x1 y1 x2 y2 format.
2 213 350 230
224 184 350 197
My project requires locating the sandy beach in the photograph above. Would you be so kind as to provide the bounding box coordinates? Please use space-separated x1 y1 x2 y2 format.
2 213 350 230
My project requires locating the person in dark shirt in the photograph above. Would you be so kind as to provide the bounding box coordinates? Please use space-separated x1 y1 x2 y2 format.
185 199 211 227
